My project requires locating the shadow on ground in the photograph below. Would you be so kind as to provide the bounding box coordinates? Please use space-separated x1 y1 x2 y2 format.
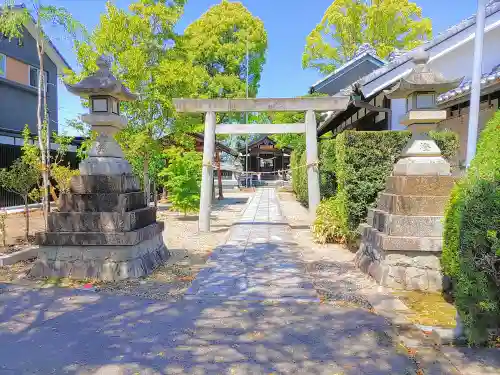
0 283 420 375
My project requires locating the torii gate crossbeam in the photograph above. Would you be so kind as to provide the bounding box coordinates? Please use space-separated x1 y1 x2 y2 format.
173 97 350 232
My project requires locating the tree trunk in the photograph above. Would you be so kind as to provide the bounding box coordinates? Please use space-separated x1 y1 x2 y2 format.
36 20 49 231
44 65 51 216
23 195 29 243
153 180 158 208
143 157 150 206
161 186 167 201
216 150 224 200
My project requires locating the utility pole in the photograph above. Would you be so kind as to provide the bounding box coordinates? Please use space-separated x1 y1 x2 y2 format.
466 0 488 167
245 37 250 187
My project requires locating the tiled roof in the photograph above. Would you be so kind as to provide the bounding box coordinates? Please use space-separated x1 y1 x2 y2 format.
359 1 500 87
436 64 500 105
311 43 385 90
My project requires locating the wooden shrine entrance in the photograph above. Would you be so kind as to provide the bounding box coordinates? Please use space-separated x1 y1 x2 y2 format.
173 97 350 231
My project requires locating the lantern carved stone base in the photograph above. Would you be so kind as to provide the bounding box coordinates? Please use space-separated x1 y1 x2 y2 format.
355 175 456 292
30 231 167 281
32 174 169 281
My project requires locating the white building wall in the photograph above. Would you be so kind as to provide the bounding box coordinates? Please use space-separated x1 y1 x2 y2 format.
389 15 500 130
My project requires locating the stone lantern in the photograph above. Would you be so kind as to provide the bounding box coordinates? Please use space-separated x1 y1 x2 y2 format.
384 50 463 176
355 50 462 292
31 56 168 281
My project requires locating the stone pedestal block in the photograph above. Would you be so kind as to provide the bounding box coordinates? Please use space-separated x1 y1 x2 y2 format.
33 173 168 281
31 232 168 281
58 192 145 213
356 175 456 292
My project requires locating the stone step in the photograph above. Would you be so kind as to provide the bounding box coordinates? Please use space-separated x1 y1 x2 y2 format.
377 193 448 216
47 207 156 233
70 175 140 194
58 192 146 213
385 175 457 196
36 222 163 246
361 225 442 252
372 209 444 237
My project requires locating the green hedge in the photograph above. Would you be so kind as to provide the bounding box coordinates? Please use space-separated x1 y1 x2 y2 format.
441 111 500 345
289 130 459 242
319 138 337 199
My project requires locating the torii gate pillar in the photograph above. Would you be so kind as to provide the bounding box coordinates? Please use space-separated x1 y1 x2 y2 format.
199 111 216 232
173 97 350 232
305 110 320 215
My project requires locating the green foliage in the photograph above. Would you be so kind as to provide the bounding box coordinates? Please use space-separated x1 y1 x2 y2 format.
312 196 350 244
0 209 6 247
0 159 40 199
291 130 459 243
430 129 460 163
160 148 202 215
51 165 79 195
303 0 432 74
336 131 409 234
441 111 500 345
183 0 268 100
319 138 337 199
0 159 39 241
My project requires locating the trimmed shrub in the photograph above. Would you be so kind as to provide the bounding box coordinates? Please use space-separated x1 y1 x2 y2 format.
335 131 409 235
441 111 500 345
319 138 337 199
294 130 459 242
312 196 350 244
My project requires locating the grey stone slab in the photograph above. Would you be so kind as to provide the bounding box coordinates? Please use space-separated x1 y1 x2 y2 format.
372 209 444 237
58 191 145 213
70 174 140 193
385 175 457 196
47 207 156 233
36 222 164 246
30 233 169 281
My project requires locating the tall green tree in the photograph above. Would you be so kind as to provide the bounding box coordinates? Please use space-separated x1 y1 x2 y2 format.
303 0 432 75
183 0 268 100
160 147 202 216
0 0 85 223
71 0 206 203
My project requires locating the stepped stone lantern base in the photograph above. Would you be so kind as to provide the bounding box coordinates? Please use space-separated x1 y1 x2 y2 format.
30 56 168 281
355 174 456 291
355 50 461 292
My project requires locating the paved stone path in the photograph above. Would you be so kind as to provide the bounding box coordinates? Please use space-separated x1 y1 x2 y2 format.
0 188 429 374
186 188 318 302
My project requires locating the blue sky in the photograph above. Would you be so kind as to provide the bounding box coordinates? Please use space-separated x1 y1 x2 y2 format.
40 0 478 134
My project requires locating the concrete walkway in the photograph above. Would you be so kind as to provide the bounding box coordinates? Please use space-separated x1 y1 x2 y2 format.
0 188 427 374
186 188 318 302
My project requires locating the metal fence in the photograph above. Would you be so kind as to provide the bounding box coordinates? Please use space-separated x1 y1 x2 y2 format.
0 143 79 208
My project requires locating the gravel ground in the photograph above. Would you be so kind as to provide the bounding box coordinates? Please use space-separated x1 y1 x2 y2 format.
88 192 252 300
278 191 378 310
0 192 252 301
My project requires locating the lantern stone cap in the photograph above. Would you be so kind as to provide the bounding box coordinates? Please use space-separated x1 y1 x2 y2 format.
400 109 447 125
65 56 137 101
384 49 463 99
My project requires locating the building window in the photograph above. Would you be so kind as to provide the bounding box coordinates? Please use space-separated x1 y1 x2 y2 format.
29 66 48 92
221 170 232 180
0 53 6 78
259 154 274 168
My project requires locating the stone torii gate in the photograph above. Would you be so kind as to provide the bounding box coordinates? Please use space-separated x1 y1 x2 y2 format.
173 97 350 232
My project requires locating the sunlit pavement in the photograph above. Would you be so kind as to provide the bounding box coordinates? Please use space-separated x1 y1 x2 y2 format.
0 188 420 375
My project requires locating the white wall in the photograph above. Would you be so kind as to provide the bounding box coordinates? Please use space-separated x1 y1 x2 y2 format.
390 99 408 130
430 22 500 81
389 14 500 130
